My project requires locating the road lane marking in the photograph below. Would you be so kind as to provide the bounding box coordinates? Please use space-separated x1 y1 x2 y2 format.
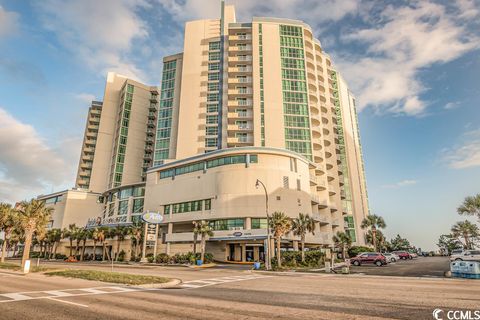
178 275 271 289
1 293 31 301
47 297 89 308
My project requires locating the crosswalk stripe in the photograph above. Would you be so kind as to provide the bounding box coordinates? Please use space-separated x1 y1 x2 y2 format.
1 293 31 301
44 290 74 297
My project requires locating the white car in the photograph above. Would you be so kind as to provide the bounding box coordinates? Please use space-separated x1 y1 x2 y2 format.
382 253 400 263
450 250 480 261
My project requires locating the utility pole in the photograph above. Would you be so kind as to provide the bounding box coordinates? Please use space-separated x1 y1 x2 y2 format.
256 179 271 270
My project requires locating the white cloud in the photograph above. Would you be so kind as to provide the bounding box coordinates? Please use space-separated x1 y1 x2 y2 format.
335 1 480 116
382 180 418 189
156 0 358 24
444 129 480 169
0 5 19 37
444 101 462 110
74 93 96 104
35 0 150 81
0 107 77 204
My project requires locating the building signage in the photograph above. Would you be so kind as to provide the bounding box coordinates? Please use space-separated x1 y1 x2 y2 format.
233 231 243 237
142 212 164 224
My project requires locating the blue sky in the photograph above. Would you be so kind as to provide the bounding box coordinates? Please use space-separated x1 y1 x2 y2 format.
0 0 479 250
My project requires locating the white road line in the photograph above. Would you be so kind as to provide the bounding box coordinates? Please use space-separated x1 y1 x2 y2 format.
1 293 31 301
44 290 74 297
47 297 89 308
179 275 271 289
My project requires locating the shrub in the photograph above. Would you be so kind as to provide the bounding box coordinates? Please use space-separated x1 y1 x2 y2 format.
270 250 325 269
155 253 171 264
117 250 126 262
348 246 374 257
55 254 67 260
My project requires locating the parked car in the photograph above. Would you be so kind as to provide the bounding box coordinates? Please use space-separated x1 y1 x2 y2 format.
350 252 387 266
392 251 412 260
451 249 464 256
382 253 400 263
450 250 480 261
409 252 418 258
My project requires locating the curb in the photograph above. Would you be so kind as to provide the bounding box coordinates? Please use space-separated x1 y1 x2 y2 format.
187 263 217 269
134 278 182 288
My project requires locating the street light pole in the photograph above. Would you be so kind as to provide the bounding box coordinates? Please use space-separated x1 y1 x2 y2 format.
255 179 271 270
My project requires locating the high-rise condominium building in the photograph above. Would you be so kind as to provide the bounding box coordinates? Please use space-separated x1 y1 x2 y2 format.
39 3 370 263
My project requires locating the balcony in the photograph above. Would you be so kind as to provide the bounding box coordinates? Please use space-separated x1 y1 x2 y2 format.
228 66 253 73
227 124 253 131
318 199 328 208
228 77 252 84
316 180 327 191
228 99 253 107
331 219 340 226
228 56 252 64
314 215 329 225
146 128 155 136
321 233 332 244
310 194 320 204
229 34 252 41
228 88 253 96
228 111 253 119
229 45 252 52
227 136 253 144
147 120 156 128
309 174 318 186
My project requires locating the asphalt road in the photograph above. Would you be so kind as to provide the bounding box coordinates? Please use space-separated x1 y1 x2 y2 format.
0 259 478 320
348 256 450 277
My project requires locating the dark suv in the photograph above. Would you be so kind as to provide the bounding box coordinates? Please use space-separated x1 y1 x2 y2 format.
350 252 387 266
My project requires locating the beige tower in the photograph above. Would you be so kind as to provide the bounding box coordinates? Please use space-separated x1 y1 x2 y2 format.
76 72 159 193
154 4 369 245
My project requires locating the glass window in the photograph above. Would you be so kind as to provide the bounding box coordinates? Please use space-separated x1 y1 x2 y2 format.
209 41 221 50
208 73 220 81
118 200 129 215
251 218 268 229
204 199 211 210
119 188 133 199
132 198 144 213
164 205 170 214
208 63 220 71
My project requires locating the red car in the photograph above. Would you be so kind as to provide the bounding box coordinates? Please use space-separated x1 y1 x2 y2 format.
392 251 412 260
350 252 387 266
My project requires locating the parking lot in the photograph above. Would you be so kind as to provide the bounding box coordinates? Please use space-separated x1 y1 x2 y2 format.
348 256 450 277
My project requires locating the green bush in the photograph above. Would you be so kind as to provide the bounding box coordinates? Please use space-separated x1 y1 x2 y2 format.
155 253 171 264
270 250 325 269
348 246 374 257
117 250 126 262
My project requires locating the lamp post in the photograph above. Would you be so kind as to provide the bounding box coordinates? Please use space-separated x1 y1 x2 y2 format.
255 179 271 270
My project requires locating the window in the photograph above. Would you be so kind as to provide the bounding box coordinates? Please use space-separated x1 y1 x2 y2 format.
236 132 248 142
251 218 267 229
208 63 220 71
236 120 248 129
206 126 218 136
207 155 246 168
209 219 244 230
249 155 258 163
164 205 170 214
133 198 144 213
284 115 309 127
207 93 219 102
283 176 289 188
205 138 218 147
207 104 218 113
119 188 133 199
204 199 211 210
296 179 301 191
208 73 220 81
208 51 220 61
206 115 218 124
207 82 219 92
118 200 129 215
171 199 204 214
209 41 221 50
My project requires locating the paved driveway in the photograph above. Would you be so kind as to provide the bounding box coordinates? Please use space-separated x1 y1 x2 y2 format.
348 256 450 277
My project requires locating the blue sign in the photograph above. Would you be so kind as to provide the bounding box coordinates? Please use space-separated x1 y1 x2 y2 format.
142 212 164 224
233 231 243 237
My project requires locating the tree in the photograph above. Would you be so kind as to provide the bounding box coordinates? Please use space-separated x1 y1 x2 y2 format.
389 234 412 251
437 234 462 255
0 203 19 263
17 199 53 268
360 215 386 252
192 220 213 263
97 227 109 261
129 224 143 261
451 220 479 250
113 226 128 261
366 230 386 251
62 224 78 257
291 213 316 262
457 194 480 222
332 231 352 260
269 212 292 268
80 228 90 261
48 228 62 259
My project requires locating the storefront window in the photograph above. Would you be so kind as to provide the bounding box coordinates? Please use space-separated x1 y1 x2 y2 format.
251 218 268 229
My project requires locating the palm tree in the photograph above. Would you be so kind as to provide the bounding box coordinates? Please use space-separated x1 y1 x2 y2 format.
360 215 386 252
129 224 143 261
193 220 213 263
291 213 316 262
458 194 480 222
90 227 101 261
80 228 90 261
366 229 386 251
269 212 292 268
49 228 62 259
62 224 78 257
97 227 108 261
0 203 19 263
17 199 53 268
451 220 479 250
113 226 128 261
332 231 352 260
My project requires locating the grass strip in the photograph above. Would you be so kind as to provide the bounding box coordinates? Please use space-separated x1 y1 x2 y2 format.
0 262 21 271
46 269 170 285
